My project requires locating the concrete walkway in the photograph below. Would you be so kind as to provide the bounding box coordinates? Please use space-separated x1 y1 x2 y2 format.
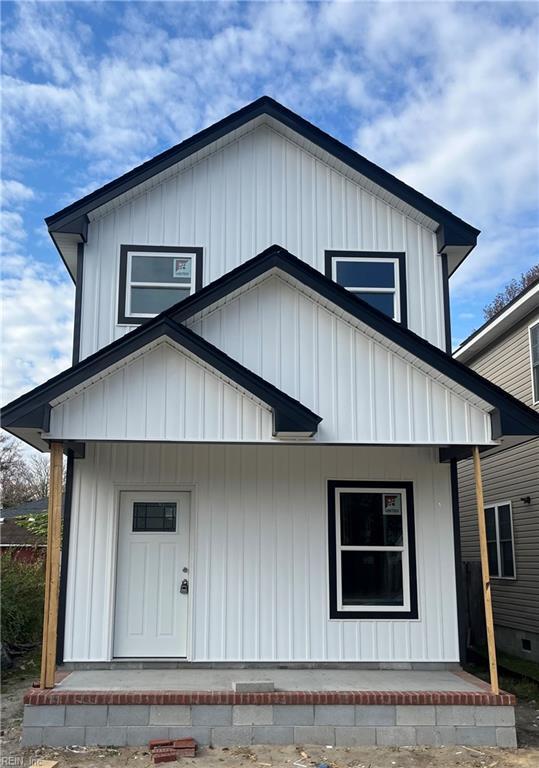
56 668 484 692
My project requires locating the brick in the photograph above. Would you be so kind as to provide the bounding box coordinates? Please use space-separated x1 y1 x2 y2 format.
149 738 174 749
152 751 177 764
274 705 314 725
496 727 518 748
233 681 274 692
65 705 107 726
24 705 65 726
171 738 196 748
126 726 170 746
211 726 252 746
396 705 436 725
474 706 515 726
86 726 127 746
315 705 354 726
168 726 211 745
376 727 417 746
21 727 43 746
252 726 294 744
294 725 335 745
455 726 497 746
191 705 232 726
233 705 273 725
355 705 396 725
41 726 85 746
149 706 191 725
335 726 376 746
109 705 150 726
436 705 475 725
416 726 457 746
175 748 196 758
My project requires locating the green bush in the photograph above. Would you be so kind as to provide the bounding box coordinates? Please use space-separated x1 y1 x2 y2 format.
1 553 45 656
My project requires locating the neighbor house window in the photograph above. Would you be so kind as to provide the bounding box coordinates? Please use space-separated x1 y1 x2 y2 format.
118 245 203 324
530 322 539 403
325 251 407 325
485 502 515 579
327 481 418 619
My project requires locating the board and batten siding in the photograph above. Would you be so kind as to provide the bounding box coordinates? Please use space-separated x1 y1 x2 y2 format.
44 279 492 445
63 442 459 663
187 275 491 445
79 124 446 360
458 309 539 636
46 340 273 443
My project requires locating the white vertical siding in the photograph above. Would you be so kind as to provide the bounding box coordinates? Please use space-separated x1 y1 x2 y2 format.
64 442 459 663
80 125 446 359
46 341 272 443
189 276 492 445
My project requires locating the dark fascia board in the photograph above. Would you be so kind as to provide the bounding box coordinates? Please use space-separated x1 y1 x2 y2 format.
45 96 479 254
1 316 321 438
168 244 539 439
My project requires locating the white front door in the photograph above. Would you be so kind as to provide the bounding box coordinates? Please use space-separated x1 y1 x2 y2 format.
114 491 190 658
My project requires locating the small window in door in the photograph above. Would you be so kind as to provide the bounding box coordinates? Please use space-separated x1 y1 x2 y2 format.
133 502 177 532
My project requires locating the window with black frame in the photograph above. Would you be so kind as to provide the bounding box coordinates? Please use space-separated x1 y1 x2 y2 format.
118 245 203 323
325 251 407 325
328 481 418 619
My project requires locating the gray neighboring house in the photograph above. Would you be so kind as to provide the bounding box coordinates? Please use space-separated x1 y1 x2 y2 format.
455 277 539 662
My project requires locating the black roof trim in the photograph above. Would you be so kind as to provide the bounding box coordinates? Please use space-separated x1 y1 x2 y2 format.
168 244 539 439
45 96 478 251
1 316 321 438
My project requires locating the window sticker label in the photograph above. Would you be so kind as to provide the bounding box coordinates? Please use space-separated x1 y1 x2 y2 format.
383 493 402 515
173 257 192 279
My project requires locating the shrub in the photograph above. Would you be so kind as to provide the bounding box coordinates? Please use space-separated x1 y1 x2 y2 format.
1 552 45 659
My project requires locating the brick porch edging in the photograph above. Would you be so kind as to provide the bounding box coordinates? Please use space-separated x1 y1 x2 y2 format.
24 689 515 706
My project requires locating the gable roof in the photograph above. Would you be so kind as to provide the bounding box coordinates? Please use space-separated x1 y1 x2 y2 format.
0 315 321 449
166 245 539 441
454 276 539 364
3 245 538 455
46 96 479 278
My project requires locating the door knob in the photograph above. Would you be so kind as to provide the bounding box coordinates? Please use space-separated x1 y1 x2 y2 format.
180 578 189 595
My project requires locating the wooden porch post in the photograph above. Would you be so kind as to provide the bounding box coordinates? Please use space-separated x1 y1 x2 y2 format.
472 446 499 694
40 442 64 689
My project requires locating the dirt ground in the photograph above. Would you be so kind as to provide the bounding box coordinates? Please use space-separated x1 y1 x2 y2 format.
2 671 539 768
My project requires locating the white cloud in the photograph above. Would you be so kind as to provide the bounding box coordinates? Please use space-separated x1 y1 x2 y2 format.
0 0 537 386
1 259 74 406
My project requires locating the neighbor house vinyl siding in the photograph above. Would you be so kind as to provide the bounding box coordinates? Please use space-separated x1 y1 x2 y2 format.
79 124 446 359
458 440 539 634
463 309 539 408
458 309 539 636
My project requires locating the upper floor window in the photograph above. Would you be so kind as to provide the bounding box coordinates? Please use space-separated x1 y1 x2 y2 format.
118 245 203 324
485 501 515 579
530 321 539 404
325 251 407 325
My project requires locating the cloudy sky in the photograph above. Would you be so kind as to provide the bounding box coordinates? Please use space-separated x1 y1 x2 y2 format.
1 1 538 414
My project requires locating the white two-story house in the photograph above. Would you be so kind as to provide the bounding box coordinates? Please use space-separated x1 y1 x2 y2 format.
3 97 537 749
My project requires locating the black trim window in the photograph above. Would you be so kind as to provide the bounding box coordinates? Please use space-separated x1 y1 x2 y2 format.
118 245 203 324
328 480 418 619
325 251 407 325
530 322 539 404
485 502 515 579
133 501 177 532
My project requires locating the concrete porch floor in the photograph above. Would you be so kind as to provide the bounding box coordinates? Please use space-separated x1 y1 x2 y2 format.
55 667 486 692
